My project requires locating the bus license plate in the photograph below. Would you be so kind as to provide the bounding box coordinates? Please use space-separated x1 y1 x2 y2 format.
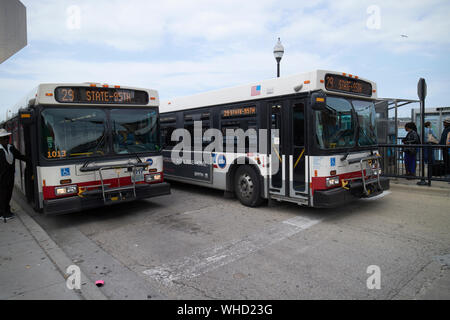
133 169 144 182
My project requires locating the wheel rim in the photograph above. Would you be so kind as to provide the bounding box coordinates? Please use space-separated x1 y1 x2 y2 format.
238 173 254 199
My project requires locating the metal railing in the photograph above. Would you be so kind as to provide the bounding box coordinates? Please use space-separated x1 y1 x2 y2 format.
378 144 450 185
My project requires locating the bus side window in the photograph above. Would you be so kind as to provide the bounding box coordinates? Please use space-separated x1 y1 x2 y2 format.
160 116 177 149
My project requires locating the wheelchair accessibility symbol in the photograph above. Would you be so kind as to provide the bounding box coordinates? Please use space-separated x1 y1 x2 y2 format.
61 168 71 177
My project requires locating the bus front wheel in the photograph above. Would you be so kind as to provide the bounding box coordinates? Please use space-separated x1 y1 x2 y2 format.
234 166 263 207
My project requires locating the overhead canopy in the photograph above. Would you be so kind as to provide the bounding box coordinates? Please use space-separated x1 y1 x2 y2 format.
377 98 420 110
0 0 27 64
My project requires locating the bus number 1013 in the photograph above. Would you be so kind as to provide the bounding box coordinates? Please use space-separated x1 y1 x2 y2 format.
47 150 67 159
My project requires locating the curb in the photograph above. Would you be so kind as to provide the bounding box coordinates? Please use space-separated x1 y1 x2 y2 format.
12 199 108 300
390 182 450 197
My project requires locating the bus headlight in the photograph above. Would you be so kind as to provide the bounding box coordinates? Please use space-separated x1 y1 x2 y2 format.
145 173 162 183
55 185 78 196
326 177 340 187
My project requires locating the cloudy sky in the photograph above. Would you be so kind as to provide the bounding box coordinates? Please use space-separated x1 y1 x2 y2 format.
1 0 450 121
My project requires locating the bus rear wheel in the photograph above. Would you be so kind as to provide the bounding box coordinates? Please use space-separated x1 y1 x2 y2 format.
234 166 263 207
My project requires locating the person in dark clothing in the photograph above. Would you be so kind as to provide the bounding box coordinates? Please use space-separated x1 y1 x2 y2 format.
402 122 421 178
440 118 450 175
0 128 28 221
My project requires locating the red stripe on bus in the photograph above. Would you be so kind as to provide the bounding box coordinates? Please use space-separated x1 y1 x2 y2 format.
311 170 366 195
42 173 163 200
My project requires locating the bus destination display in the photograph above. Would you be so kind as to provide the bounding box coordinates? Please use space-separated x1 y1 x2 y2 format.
55 87 149 105
325 74 372 96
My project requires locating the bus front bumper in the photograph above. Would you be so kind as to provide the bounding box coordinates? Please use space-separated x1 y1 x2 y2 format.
313 177 390 208
43 182 171 215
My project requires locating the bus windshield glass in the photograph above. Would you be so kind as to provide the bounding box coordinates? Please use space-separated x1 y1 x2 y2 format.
353 99 377 146
315 96 356 149
314 96 377 150
41 108 108 159
111 109 160 154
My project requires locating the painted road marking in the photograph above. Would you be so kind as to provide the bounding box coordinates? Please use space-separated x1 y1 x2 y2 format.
143 215 322 286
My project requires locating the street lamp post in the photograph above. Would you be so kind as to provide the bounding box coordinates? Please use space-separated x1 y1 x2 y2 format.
273 37 284 78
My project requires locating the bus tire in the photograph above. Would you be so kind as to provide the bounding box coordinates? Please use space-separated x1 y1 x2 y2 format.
234 165 263 207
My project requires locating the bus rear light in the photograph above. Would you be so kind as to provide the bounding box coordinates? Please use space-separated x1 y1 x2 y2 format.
103 84 109 88
90 84 97 87
355 76 359 79
326 177 340 187
304 80 310 84
55 185 77 196
60 179 72 184
150 97 156 100
330 170 337 176
114 85 120 88
320 80 324 83
372 90 376 93
45 93 53 96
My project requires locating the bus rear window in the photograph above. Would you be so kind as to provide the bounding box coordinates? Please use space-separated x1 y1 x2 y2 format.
41 108 107 159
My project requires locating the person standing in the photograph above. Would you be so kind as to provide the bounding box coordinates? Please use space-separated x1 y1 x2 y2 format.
424 121 438 164
439 118 450 176
0 128 28 221
402 122 420 179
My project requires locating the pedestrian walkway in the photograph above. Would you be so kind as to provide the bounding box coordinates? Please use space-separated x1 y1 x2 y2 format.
0 200 106 300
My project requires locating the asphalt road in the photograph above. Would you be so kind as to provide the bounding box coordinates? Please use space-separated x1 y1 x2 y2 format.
25 182 450 299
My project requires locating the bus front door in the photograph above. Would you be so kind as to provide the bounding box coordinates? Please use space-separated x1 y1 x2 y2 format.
269 100 307 201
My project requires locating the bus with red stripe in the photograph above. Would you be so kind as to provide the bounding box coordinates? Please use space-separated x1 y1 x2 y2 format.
159 70 389 208
2 83 170 214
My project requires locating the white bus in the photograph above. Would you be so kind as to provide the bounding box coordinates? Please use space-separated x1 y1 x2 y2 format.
160 70 389 208
2 83 170 215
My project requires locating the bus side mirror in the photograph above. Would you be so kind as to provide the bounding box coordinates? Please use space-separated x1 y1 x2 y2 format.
311 92 326 111
19 109 35 125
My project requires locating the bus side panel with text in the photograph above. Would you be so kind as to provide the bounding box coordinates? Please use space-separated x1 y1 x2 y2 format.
159 70 389 208
2 83 170 215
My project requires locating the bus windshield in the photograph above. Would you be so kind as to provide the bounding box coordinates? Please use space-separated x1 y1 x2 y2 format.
111 109 160 154
41 108 160 159
353 100 377 146
314 96 377 150
41 108 108 159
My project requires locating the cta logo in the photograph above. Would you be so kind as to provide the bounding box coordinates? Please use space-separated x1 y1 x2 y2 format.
217 155 227 169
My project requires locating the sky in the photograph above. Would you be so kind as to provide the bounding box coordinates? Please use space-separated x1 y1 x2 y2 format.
1 0 450 121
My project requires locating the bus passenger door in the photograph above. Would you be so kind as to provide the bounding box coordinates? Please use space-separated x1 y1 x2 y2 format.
269 103 286 196
289 100 307 196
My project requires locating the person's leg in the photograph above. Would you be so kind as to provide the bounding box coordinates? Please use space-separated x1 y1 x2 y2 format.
404 152 411 176
0 187 6 218
410 154 417 175
3 171 15 217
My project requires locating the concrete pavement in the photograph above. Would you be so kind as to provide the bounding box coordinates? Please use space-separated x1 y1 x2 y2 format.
0 199 106 300
2 179 449 300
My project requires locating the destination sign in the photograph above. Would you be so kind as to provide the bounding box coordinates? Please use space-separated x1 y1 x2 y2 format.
222 106 256 118
325 74 373 97
55 87 149 105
